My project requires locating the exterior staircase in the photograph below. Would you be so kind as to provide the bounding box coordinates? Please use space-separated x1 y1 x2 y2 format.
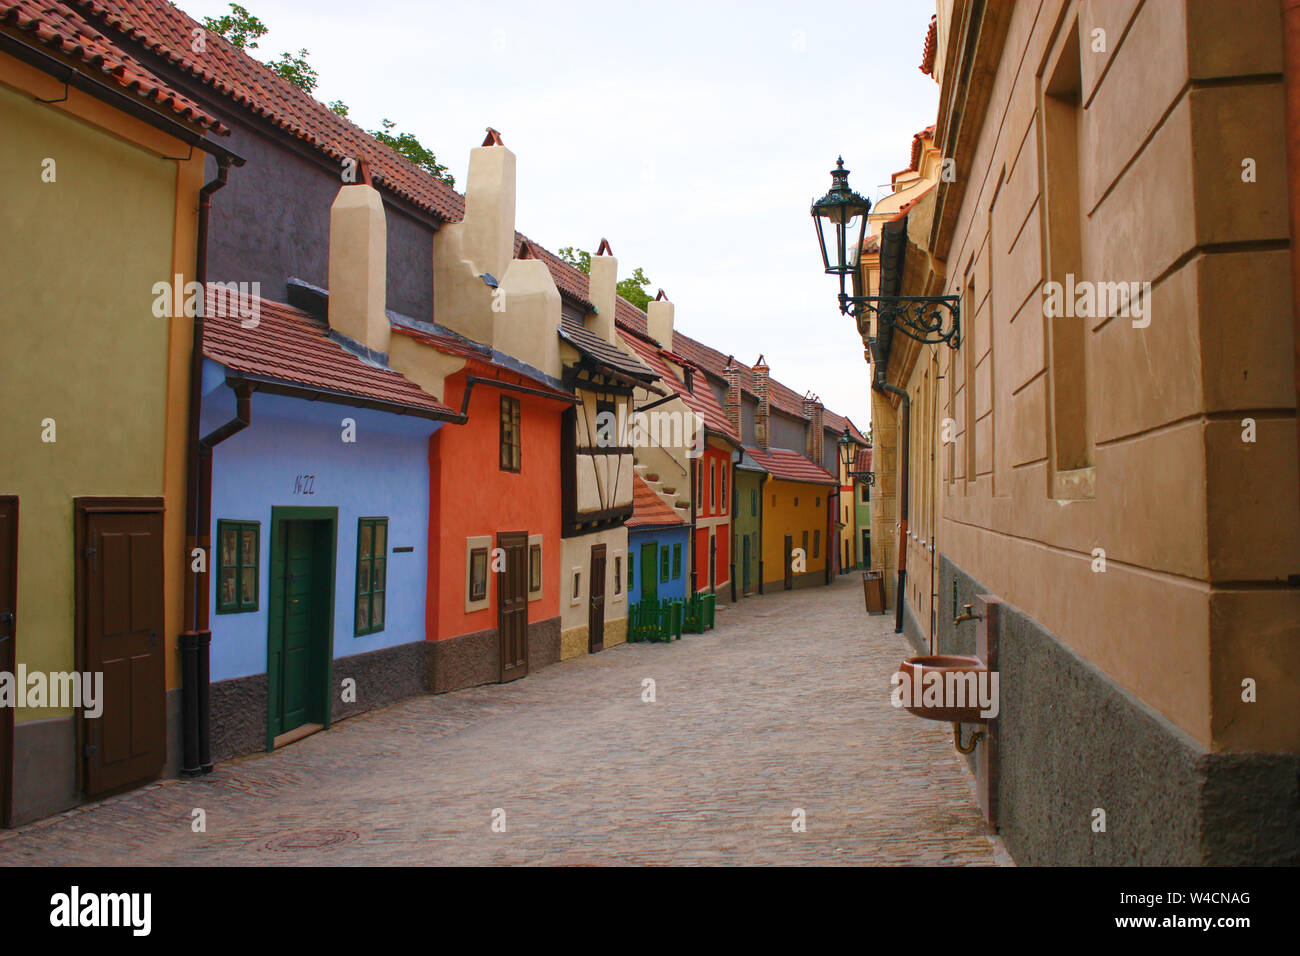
634 461 691 522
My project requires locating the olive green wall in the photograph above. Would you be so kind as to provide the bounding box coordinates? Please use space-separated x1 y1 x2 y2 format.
0 82 177 723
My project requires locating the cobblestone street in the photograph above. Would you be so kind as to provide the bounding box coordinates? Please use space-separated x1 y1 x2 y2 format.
0 576 1007 866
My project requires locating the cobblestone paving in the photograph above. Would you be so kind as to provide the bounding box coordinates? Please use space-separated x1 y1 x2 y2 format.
0 576 1009 865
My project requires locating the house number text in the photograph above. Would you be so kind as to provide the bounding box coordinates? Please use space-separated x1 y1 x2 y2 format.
293 474 316 495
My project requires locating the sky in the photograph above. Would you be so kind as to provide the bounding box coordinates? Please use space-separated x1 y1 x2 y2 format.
178 0 941 430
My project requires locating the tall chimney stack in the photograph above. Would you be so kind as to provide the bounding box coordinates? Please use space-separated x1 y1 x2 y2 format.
753 354 770 451
723 358 742 439
803 392 818 459
588 238 618 343
462 132 516 285
328 170 390 354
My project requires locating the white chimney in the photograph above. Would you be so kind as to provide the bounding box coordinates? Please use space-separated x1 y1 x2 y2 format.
647 290 674 350
328 178 390 353
588 239 618 343
461 136 515 283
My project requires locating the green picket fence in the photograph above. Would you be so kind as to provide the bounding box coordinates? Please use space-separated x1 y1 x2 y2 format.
683 592 716 634
627 598 684 643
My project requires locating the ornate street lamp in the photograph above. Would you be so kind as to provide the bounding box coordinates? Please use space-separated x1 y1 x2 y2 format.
837 425 875 486
811 157 961 349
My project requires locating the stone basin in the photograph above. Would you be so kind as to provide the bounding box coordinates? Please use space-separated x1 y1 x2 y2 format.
897 654 993 723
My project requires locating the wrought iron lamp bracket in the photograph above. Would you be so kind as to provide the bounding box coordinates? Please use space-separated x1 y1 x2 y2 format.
840 294 962 349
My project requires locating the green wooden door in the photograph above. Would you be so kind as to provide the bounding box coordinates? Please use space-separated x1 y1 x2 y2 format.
280 520 317 732
267 508 336 748
640 542 658 602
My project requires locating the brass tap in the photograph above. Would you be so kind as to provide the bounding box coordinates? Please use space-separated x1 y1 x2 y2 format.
952 722 984 754
953 603 982 626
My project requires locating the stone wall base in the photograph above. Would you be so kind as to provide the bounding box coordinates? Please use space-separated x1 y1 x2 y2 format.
934 554 1300 865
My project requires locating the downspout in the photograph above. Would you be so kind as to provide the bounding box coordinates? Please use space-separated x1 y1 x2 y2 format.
869 336 910 635
180 157 231 777
1283 0 1300 519
730 448 740 603
689 456 698 596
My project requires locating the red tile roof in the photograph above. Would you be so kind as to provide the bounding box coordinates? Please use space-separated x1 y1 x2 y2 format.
390 323 490 362
854 447 873 474
202 288 454 417
2 0 227 131
626 474 685 529
620 330 740 445
921 15 937 77
744 446 836 486
390 324 575 403
910 124 937 173
76 0 464 221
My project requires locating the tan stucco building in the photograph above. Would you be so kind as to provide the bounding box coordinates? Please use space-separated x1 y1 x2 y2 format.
858 0 1300 864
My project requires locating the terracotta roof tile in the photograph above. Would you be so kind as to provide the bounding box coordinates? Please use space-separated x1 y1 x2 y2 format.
921 15 937 77
626 474 686 529
202 288 453 417
390 323 574 403
854 447 873 474
2 0 227 131
619 331 740 445
743 446 836 486
76 0 464 220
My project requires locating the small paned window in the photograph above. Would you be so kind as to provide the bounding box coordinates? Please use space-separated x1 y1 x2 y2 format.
628 552 635 587
660 546 670 582
216 520 259 614
469 547 489 602
356 518 388 635
721 468 728 511
529 542 542 594
614 556 622 594
751 489 758 516
672 543 682 578
500 395 521 472
813 529 820 559
710 461 716 512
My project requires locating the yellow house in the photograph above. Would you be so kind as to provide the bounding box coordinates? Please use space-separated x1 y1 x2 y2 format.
0 6 236 825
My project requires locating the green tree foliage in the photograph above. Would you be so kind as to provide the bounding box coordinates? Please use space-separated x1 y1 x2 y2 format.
269 48 317 92
370 120 454 186
618 267 653 310
200 3 266 50
559 248 654 310
201 4 315 92
328 100 349 117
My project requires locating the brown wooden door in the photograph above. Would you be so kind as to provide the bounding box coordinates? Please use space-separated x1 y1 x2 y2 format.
588 544 606 653
783 534 794 590
78 501 166 797
0 497 16 827
497 531 528 682
709 534 717 591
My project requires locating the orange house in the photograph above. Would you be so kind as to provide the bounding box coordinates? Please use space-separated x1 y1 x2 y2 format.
396 328 570 690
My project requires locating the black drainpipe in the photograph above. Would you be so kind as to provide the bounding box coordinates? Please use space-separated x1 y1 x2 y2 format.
689 456 698 597
758 472 768 595
180 157 231 776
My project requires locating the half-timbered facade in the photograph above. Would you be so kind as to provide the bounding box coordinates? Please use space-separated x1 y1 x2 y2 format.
555 243 661 658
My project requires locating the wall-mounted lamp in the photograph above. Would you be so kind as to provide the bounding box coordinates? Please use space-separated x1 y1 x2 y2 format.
811 157 961 349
